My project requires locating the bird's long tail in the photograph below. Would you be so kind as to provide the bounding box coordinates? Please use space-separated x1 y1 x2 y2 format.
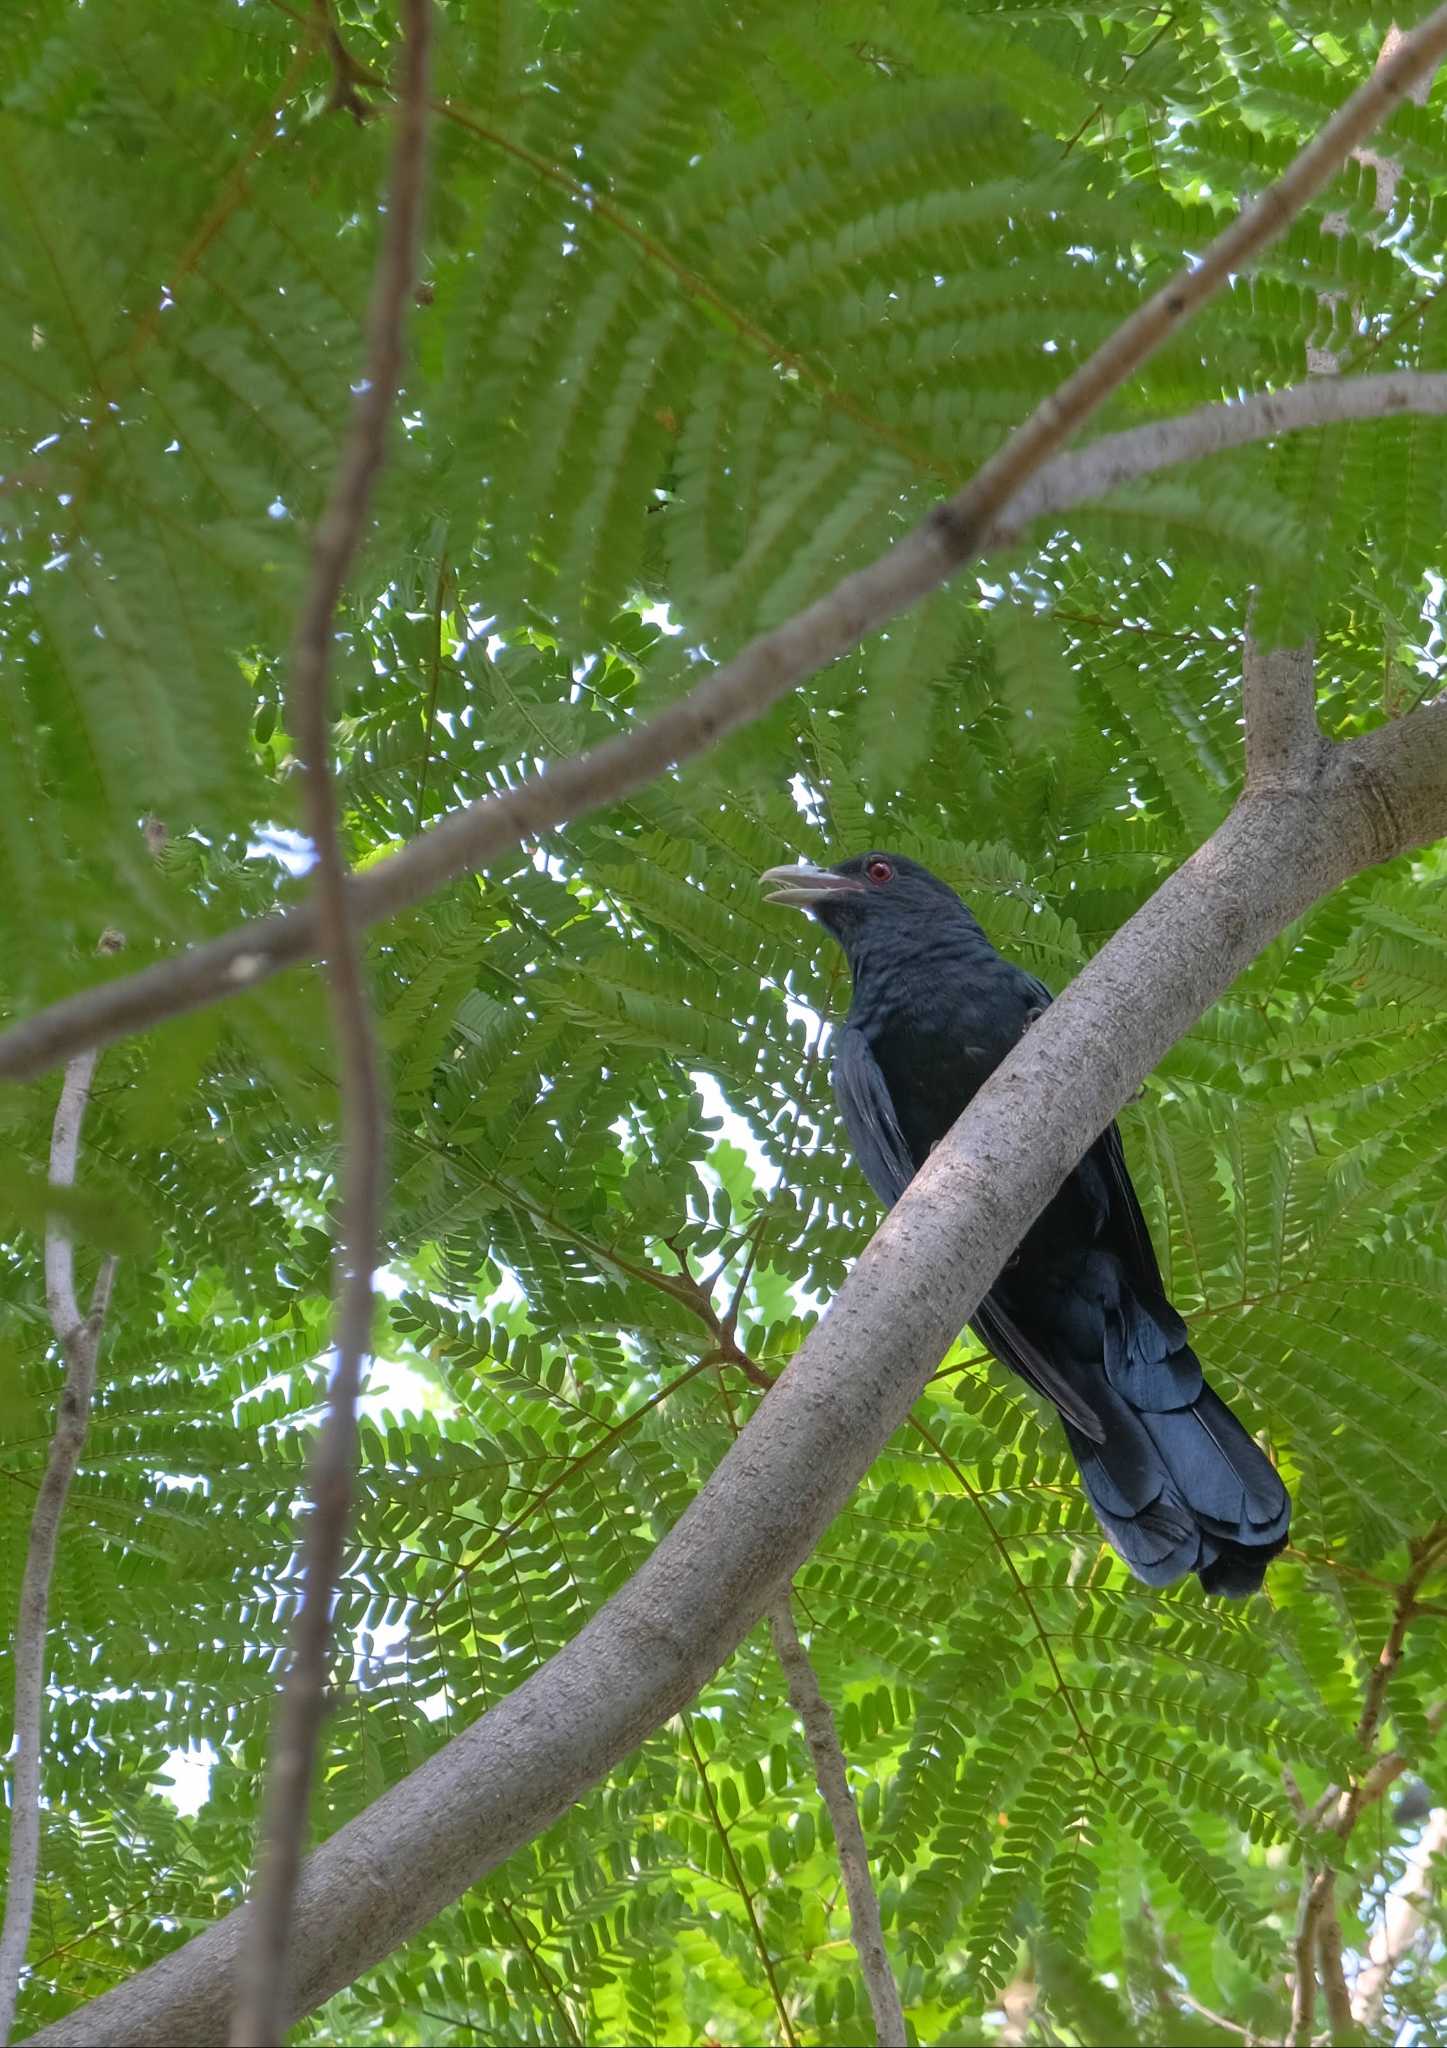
1061 1374 1290 1596
984 1250 1290 1596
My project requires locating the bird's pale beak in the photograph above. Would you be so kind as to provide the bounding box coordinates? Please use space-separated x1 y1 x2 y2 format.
759 863 866 910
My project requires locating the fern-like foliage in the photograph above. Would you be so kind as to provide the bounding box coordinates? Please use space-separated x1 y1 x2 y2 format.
3 0 1447 2042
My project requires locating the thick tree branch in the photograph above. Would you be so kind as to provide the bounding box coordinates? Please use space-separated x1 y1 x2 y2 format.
229 8 429 2041
29 629 1447 2043
768 1598 905 2048
0 1050 118 2042
1241 629 1325 792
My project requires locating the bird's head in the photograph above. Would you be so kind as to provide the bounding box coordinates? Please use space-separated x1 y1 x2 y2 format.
759 851 968 959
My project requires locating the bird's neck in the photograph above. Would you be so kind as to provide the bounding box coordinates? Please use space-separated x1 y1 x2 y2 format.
842 911 996 1015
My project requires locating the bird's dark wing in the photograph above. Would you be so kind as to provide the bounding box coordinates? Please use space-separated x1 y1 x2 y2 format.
831 1024 914 1207
1094 1119 1172 1303
832 1018 1110 1444
971 1296 1106 1444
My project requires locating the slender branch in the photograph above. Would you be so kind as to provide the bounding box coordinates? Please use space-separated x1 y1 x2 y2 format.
1291 1866 1331 2045
768 1597 906 2048
1177 1990 1259 2042
497 1903 580 2048
1351 1698 1447 1819
41 1053 98 1343
9 321 1447 1077
1290 1527 1447 2043
0 1053 118 2042
415 551 450 824
7 366 1446 1090
928 1 1447 562
30 651 1447 2043
1317 1902 1354 2042
1355 1526 1447 1756
912 1417 1098 1759
229 8 429 2041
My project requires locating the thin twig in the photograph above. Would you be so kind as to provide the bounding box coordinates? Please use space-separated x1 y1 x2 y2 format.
768 1596 906 2047
415 550 450 825
498 1902 580 2047
1289 1527 1447 2043
1354 1526 1447 1755
1282 1765 1310 1823
0 1050 119 2041
911 1416 1098 1761
682 1715 799 2048
229 6 430 2041
1178 1989 1259 2042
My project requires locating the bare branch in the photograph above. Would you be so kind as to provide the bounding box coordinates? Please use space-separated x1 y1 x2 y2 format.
768 1597 906 2048
229 6 429 2040
1317 1902 1354 2042
41 1049 98 1345
1001 369 1447 539
1304 1529 1447 1840
1292 1866 1333 2045
5 366 1447 1093
931 0 1447 566
1356 1526 1447 1758
0 1055 118 2041
1351 1699 1447 1820
32 607 1447 2044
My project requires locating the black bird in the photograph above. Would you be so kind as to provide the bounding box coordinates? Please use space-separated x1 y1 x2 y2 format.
761 850 1290 1596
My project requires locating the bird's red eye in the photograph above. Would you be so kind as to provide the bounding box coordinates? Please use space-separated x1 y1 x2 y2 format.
866 858 893 884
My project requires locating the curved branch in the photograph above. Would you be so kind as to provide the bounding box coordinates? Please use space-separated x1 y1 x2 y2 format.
2 371 1447 1082
1002 370 1447 537
30 644 1447 2043
230 7 429 2038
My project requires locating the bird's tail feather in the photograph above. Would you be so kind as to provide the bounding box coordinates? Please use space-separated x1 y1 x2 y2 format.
1062 1376 1289 1597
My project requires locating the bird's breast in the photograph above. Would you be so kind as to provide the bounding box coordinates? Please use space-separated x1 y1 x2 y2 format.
863 1005 1021 1166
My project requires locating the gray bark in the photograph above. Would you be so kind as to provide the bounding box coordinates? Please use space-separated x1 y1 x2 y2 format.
27 689 1447 2045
